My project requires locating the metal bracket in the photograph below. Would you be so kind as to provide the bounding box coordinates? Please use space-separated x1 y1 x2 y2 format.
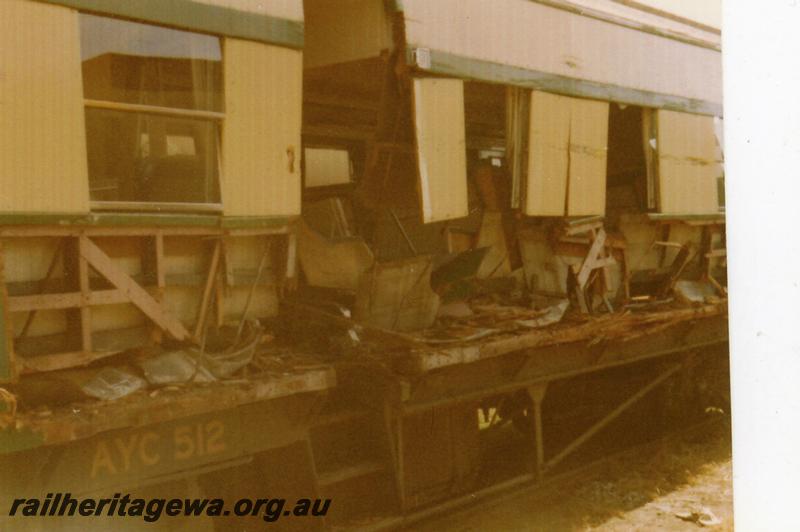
526 382 549 478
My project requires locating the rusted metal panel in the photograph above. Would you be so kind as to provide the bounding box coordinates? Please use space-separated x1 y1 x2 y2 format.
3 367 334 454
0 392 325 494
399 304 727 374
395 313 729 410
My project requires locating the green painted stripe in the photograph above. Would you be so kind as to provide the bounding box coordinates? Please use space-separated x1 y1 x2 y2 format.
408 47 723 117
0 213 88 226
38 0 304 49
388 0 405 11
647 213 726 222
92 213 221 227
0 212 294 228
220 216 298 229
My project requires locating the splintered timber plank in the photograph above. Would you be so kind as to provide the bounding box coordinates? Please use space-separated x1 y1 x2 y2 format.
79 236 190 341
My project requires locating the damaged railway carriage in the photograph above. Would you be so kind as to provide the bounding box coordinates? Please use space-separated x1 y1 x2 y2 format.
295 0 728 524
0 0 728 529
0 0 338 528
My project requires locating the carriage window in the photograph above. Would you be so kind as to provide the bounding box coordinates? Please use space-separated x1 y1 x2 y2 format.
79 14 223 209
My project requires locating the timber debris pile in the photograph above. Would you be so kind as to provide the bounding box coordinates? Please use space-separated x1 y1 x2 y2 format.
1 212 727 420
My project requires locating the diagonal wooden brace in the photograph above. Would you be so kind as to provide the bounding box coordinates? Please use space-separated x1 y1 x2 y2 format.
79 236 190 342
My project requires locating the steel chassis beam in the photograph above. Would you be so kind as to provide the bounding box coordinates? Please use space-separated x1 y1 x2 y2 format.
539 363 682 472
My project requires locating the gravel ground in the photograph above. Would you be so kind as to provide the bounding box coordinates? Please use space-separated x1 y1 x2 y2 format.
414 419 732 532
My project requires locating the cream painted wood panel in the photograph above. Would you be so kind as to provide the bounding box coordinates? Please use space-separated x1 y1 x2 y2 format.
197 0 303 21
304 0 392 69
632 0 720 29
549 1 719 45
0 0 89 214
568 98 608 216
222 39 302 217
526 91 608 216
656 110 720 214
401 0 721 106
304 148 352 187
412 78 468 224
525 91 570 216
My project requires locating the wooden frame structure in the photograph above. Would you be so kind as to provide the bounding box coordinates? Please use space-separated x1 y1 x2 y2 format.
2 223 294 378
0 0 306 382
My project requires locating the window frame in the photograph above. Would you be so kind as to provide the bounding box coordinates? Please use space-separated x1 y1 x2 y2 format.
80 15 226 213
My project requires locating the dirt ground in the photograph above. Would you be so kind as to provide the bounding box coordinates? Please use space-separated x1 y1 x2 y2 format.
415 419 732 532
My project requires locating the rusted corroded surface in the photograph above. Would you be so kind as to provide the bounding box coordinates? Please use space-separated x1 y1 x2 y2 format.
403 303 727 373
11 366 335 448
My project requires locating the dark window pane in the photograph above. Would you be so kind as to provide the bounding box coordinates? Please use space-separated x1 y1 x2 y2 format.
86 108 220 204
80 14 222 112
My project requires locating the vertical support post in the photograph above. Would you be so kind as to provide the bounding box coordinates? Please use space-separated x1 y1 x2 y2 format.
395 410 407 512
303 435 321 496
700 225 712 278
194 239 222 340
621 247 631 302
383 401 403 513
0 240 16 381
147 231 166 344
154 231 165 298
658 224 671 267
215 238 226 328
284 232 297 294
77 235 92 355
527 382 549 479
214 278 225 328
302 435 327 531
